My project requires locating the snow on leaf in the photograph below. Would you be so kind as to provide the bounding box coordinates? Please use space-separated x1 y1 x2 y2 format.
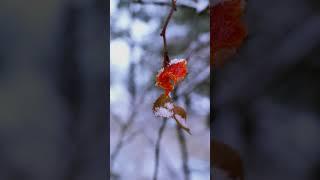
154 107 173 118
169 58 187 65
153 94 174 118
164 102 174 110
152 95 191 134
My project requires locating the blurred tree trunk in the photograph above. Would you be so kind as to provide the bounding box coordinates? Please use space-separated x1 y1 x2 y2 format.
0 0 107 179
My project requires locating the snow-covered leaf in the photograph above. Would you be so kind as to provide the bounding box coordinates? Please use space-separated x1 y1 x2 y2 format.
153 94 174 118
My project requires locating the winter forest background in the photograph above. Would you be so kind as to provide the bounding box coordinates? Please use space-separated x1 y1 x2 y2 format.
214 0 320 179
110 0 210 179
0 0 107 179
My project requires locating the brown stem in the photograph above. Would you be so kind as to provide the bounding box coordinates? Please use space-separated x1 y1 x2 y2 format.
153 1 178 179
160 0 177 67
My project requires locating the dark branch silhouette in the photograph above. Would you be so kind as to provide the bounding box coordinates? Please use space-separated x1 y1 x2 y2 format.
153 119 168 180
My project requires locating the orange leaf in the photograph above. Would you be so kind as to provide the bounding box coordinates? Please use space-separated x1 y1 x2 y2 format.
156 59 188 96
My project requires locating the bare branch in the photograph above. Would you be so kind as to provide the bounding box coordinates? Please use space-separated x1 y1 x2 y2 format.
110 75 154 169
153 1 177 177
110 109 136 168
176 126 191 180
141 129 180 178
153 119 168 180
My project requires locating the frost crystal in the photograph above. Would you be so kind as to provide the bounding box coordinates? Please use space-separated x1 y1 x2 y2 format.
154 107 173 118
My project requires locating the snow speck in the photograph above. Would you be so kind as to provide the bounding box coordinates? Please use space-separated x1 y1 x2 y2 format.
154 107 173 118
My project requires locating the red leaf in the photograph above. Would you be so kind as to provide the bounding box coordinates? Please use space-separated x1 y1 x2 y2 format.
156 59 188 96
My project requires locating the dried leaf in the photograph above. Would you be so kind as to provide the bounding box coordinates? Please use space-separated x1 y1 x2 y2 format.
153 94 174 118
152 94 191 134
172 105 191 135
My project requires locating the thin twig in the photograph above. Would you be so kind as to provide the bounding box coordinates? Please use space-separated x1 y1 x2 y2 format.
110 90 148 168
176 125 191 180
110 77 154 168
160 0 177 67
141 129 180 179
153 1 179 179
153 118 168 180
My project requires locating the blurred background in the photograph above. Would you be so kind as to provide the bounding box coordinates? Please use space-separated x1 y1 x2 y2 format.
110 0 210 179
0 0 107 179
213 0 320 179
